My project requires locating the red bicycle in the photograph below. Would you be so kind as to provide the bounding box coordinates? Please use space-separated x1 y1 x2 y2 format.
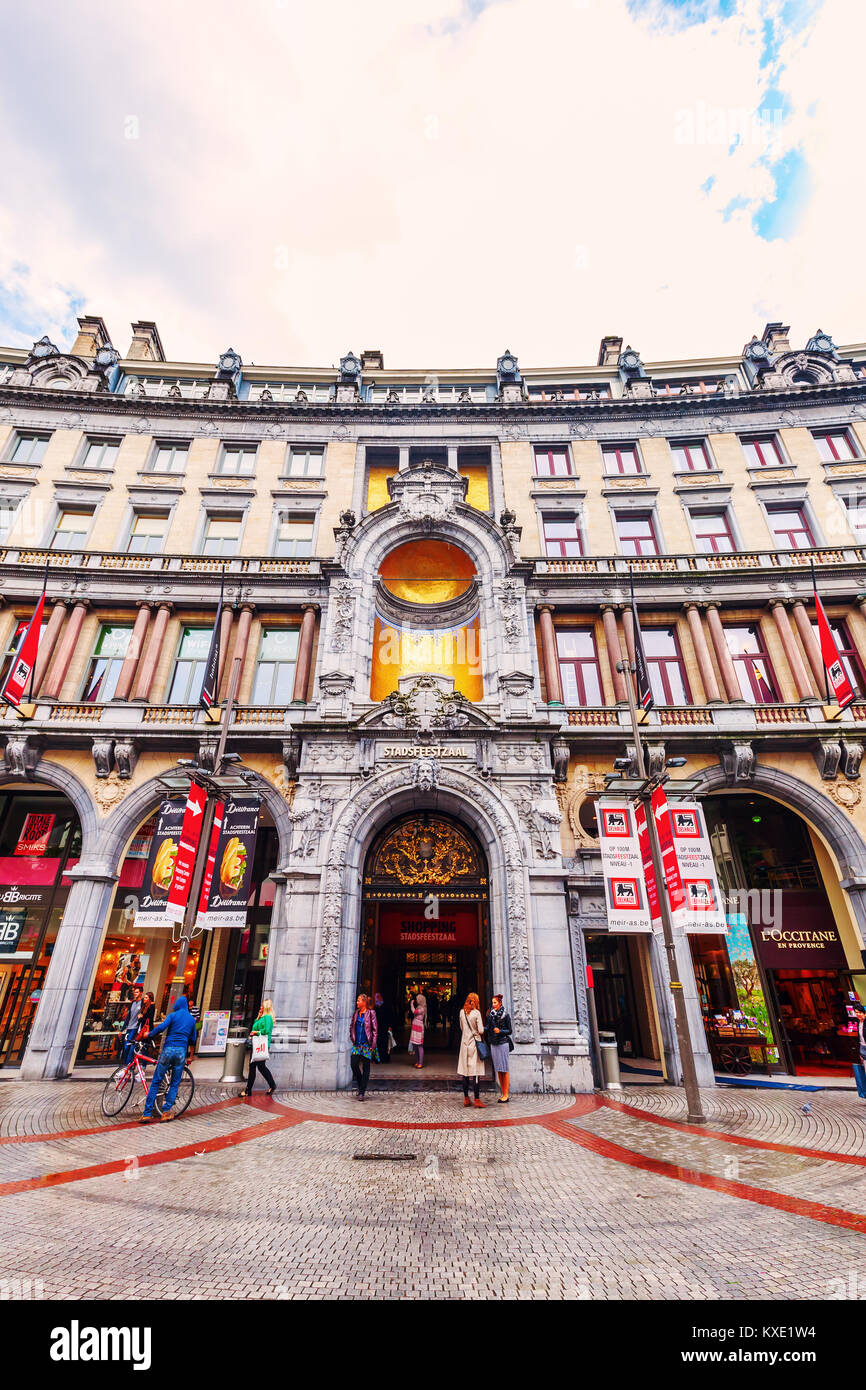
100 1046 195 1119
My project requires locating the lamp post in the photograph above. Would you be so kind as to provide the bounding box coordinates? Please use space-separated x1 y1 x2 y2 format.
613 656 707 1125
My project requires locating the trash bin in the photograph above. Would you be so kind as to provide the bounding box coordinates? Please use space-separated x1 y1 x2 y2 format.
220 1036 247 1085
598 1030 623 1091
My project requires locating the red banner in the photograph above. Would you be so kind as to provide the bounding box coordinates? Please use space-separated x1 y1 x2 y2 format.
2 593 45 707
196 801 224 921
634 802 661 928
165 782 207 923
651 786 686 915
815 591 854 709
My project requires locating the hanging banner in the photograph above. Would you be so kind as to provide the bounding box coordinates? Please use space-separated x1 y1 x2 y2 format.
664 798 728 934
14 812 56 857
193 801 225 932
595 799 653 932
165 782 208 923
199 797 260 929
135 799 186 928
814 590 854 710
1 592 45 708
634 802 662 930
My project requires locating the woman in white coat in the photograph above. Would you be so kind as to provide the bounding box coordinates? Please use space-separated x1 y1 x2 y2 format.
457 991 486 1108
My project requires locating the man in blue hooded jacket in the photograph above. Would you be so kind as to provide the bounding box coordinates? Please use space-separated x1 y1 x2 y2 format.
139 995 197 1123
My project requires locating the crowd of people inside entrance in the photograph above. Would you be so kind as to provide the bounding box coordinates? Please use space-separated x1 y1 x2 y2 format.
348 984 514 1104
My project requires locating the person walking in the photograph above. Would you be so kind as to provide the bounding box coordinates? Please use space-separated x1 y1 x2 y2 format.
457 992 487 1108
138 995 197 1124
410 985 427 1069
121 986 144 1064
853 1002 866 1099
245 999 277 1096
373 992 391 1064
486 994 513 1103
349 993 378 1101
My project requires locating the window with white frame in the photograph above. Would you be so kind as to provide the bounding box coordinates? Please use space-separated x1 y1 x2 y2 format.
274 513 314 557
218 443 258 476
51 508 93 549
81 437 121 469
126 511 169 555
670 439 712 472
286 447 324 478
251 628 300 704
812 428 861 462
200 513 242 556
5 431 51 464
149 440 189 473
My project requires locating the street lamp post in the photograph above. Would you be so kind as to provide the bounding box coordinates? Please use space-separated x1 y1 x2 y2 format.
615 657 707 1125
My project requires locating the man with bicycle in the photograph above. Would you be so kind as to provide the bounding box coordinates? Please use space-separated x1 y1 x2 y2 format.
139 994 197 1124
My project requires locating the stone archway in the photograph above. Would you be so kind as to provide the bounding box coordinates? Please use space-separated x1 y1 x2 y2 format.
310 763 535 1048
0 757 98 857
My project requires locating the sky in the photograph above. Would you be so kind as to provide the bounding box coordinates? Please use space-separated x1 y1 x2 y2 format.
0 0 861 370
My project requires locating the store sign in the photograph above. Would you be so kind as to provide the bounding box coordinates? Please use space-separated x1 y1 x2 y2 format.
198 797 260 930
756 894 848 970
165 783 208 923
663 798 728 935
595 799 653 933
135 799 186 928
0 908 27 955
377 904 479 948
14 812 55 857
634 803 661 929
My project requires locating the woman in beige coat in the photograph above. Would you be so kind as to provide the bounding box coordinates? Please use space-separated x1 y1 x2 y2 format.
457 992 486 1108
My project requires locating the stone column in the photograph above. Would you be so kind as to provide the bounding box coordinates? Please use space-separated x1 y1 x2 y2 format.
770 600 816 701
216 603 234 695
40 601 88 699
292 605 318 703
791 600 826 696
33 600 68 694
622 604 636 668
20 862 118 1079
132 602 172 701
601 605 627 703
231 604 254 678
705 603 742 702
537 605 563 704
684 603 722 703
112 603 151 702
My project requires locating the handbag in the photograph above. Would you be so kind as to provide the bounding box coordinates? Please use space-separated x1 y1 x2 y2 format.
387 1028 397 1054
251 1033 269 1062
476 1037 490 1061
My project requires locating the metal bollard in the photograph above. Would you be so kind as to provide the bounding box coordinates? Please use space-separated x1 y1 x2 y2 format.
598 1030 623 1091
220 1037 247 1085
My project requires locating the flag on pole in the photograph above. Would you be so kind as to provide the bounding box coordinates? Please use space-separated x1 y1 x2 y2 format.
812 562 854 709
629 570 654 711
1 585 46 709
751 660 775 704
199 567 225 710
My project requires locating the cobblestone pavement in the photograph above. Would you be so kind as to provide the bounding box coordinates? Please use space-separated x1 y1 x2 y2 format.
1 1080 864 1300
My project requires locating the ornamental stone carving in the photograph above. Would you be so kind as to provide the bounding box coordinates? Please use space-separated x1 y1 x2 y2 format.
2 736 44 779
814 740 842 781
92 739 115 779
289 797 336 859
94 773 128 816
312 765 535 1045
498 578 525 649
840 742 864 780
327 579 356 653
412 756 439 792
720 742 756 786
114 739 139 780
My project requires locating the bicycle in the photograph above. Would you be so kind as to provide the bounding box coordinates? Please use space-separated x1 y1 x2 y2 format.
101 1045 195 1119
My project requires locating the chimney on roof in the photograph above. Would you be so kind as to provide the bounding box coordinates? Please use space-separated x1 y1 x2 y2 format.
762 322 790 354
70 316 111 359
597 335 623 367
361 349 384 371
127 321 166 362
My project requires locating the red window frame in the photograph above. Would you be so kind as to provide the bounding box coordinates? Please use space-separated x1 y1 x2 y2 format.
615 510 659 557
813 429 860 463
691 509 735 554
602 442 642 475
534 446 573 477
741 435 784 468
671 439 712 472
766 505 815 550
542 513 583 557
642 627 691 706
724 624 779 704
555 628 603 705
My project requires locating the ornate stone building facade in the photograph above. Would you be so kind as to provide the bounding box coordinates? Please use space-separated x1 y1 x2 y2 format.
0 318 865 1090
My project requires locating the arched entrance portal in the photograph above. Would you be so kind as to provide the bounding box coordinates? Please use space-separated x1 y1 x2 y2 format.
357 812 491 1071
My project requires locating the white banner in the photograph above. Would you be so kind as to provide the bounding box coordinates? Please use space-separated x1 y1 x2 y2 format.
595 798 653 933
665 800 727 934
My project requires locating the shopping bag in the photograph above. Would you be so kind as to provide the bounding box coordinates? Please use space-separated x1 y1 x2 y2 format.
387 1028 397 1054
251 1033 269 1061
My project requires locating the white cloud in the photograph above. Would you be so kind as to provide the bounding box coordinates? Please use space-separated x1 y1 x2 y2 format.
0 0 861 368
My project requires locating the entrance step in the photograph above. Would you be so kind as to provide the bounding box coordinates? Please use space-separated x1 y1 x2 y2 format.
362 1077 497 1093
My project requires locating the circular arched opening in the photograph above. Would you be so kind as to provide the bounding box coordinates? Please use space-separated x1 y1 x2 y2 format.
379 539 475 605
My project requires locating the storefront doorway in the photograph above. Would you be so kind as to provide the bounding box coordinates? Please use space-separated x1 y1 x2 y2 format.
357 813 491 1067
